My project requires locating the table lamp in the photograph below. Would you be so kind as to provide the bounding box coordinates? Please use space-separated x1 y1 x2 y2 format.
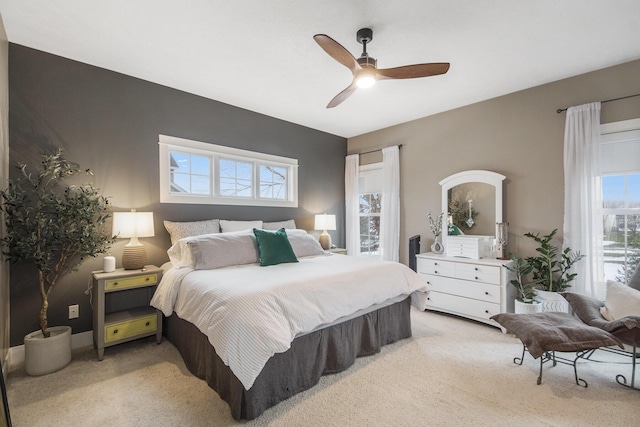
112 209 155 270
314 214 336 250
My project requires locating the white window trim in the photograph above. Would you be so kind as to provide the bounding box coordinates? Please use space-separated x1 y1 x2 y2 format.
159 134 298 207
358 163 383 257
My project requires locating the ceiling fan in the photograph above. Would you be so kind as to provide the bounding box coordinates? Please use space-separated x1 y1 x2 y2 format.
313 28 450 108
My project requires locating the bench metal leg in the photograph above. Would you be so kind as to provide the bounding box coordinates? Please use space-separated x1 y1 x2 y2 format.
615 343 639 391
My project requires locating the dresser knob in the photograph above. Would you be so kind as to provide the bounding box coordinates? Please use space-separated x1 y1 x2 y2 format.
475 267 479 271
427 297 431 301
475 276 479 280
434 262 438 266
485 310 489 314
434 271 438 274
485 291 489 295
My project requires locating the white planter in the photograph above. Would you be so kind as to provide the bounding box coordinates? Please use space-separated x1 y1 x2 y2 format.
535 290 570 313
24 326 72 376
514 299 543 314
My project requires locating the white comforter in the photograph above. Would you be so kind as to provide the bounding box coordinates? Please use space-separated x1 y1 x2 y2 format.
151 254 428 389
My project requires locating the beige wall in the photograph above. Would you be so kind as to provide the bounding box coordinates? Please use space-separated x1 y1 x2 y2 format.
0 13 9 374
349 59 640 265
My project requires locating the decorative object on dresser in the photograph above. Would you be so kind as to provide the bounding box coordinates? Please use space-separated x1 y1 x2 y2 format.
445 235 493 259
0 149 114 375
427 211 445 254
524 228 585 312
416 252 515 331
91 265 163 360
496 222 509 260
112 209 155 270
505 253 542 314
315 213 336 250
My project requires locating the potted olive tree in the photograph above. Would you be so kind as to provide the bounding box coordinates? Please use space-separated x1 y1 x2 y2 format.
505 253 542 314
0 149 113 375
524 229 584 312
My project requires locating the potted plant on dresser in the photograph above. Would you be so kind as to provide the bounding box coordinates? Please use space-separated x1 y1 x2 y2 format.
0 149 114 375
524 229 585 312
505 253 542 314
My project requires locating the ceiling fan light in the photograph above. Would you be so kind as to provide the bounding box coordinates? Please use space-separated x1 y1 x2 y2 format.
355 70 376 89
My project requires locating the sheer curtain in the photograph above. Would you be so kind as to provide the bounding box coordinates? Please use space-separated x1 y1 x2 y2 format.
345 154 360 256
563 102 604 298
381 146 400 262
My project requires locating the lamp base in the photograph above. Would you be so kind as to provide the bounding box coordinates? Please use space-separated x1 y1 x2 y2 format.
319 231 332 250
122 244 147 270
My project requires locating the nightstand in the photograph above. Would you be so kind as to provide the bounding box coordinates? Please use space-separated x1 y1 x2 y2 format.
91 265 163 360
327 247 348 255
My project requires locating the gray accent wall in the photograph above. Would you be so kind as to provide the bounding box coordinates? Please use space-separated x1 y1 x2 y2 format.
8 44 346 346
349 59 640 265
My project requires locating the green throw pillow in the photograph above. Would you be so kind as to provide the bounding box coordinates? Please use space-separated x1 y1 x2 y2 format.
253 228 299 266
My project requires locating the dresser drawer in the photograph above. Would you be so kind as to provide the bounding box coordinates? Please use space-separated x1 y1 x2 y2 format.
104 313 157 343
425 292 502 320
417 258 456 277
105 273 158 291
422 275 500 303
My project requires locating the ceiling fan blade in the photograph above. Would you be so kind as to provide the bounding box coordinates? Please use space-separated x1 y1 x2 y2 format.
314 34 361 74
376 63 450 80
326 82 358 108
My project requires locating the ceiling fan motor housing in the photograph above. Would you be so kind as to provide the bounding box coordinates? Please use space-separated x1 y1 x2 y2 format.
357 56 377 68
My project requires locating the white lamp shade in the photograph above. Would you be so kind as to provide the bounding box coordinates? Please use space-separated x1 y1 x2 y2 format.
314 214 336 231
112 211 155 238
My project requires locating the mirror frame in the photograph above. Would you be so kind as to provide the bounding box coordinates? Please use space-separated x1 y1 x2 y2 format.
439 170 505 246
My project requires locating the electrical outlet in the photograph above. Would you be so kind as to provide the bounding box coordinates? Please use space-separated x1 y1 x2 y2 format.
69 304 79 319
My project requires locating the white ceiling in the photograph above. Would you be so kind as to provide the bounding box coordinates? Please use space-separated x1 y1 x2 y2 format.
1 1 640 138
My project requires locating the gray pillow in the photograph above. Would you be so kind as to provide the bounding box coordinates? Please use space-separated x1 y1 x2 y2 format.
263 219 297 230
628 264 640 291
188 233 259 269
164 219 220 245
288 233 325 258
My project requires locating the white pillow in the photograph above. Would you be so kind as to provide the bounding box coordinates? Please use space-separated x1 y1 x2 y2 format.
600 280 640 321
220 219 263 233
263 219 297 230
288 233 326 258
164 219 220 245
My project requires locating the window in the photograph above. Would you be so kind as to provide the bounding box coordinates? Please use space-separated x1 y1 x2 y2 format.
601 119 640 284
358 164 383 256
159 135 298 207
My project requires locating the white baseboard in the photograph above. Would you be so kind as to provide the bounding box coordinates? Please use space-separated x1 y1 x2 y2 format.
8 330 93 372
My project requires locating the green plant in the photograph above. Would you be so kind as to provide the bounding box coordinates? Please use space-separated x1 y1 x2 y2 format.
505 253 538 302
524 229 585 293
0 149 114 338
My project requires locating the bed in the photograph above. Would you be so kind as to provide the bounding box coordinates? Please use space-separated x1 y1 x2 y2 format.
151 223 428 419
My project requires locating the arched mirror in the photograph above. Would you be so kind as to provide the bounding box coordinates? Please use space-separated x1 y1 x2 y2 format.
440 170 505 246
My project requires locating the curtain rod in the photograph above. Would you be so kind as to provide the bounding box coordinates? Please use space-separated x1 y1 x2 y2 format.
358 144 403 156
556 93 640 113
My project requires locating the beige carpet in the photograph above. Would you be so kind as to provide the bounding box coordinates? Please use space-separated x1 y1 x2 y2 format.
6 309 640 426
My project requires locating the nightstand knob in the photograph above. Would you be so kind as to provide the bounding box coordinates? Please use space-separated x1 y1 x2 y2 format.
113 329 118 334
145 277 150 281
145 321 150 327
113 282 118 286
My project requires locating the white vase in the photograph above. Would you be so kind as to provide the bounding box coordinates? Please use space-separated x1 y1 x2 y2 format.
431 235 444 254
514 299 543 314
534 290 570 313
24 326 72 376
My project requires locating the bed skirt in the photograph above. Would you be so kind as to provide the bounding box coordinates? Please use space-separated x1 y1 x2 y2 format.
165 296 412 420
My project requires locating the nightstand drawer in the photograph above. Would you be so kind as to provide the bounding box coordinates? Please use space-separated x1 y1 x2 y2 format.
104 314 157 343
105 273 158 291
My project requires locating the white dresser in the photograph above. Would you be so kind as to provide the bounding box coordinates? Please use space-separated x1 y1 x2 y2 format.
416 252 515 331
